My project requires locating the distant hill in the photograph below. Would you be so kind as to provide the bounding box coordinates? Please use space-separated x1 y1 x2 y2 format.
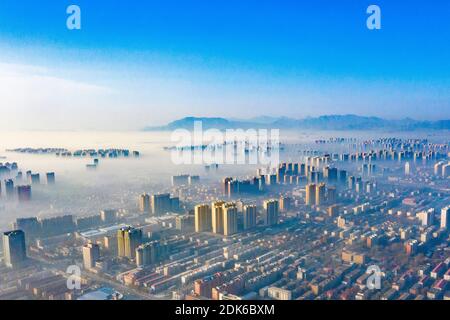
144 115 450 131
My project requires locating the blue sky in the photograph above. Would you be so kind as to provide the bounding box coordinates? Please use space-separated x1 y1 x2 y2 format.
0 0 449 130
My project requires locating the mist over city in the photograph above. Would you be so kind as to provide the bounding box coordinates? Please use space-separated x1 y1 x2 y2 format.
0 0 449 313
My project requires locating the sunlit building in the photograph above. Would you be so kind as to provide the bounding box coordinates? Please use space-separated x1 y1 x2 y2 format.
305 183 316 206
315 183 326 206
243 205 257 230
223 203 238 236
263 199 279 226
117 226 143 259
139 193 150 213
83 242 100 270
195 204 211 232
211 201 225 234
441 206 450 230
3 230 27 268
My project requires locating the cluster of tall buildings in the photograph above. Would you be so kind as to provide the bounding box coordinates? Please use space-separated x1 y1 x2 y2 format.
117 226 143 259
194 199 280 236
1 179 32 202
222 177 262 198
274 161 348 186
0 162 18 176
335 147 446 163
139 193 180 215
113 226 169 268
417 209 436 227
195 202 239 236
434 161 450 178
14 210 120 239
171 174 200 186
136 240 169 267
305 183 336 206
221 161 349 199
0 167 56 202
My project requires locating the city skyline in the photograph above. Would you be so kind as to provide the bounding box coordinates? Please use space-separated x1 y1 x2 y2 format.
2 138 450 301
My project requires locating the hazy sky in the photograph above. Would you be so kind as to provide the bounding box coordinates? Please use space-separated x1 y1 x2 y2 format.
0 0 449 130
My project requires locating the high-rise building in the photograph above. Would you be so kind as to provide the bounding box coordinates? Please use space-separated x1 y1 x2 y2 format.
76 215 102 230
417 208 435 227
305 183 316 206
100 209 117 224
323 166 330 179
327 204 339 217
315 183 326 206
405 239 418 256
293 163 299 175
103 235 118 255
355 180 363 193
243 205 257 230
136 243 151 267
211 201 225 234
15 217 40 237
3 230 27 268
338 170 347 184
176 215 194 232
39 215 75 235
222 177 233 197
136 241 167 267
223 203 238 236
195 204 212 232
139 193 150 213
26 170 32 181
82 243 100 270
171 174 190 186
347 176 355 190
5 179 14 199
405 162 411 176
151 193 172 215
0 165 10 177
17 185 32 202
434 162 444 175
279 196 292 212
327 167 338 182
227 180 239 198
188 175 200 185
170 197 180 212
46 172 56 184
263 200 279 226
300 163 306 176
117 226 143 259
441 206 450 230
443 163 450 178
327 186 337 204
30 173 40 185
308 171 318 184
266 174 277 186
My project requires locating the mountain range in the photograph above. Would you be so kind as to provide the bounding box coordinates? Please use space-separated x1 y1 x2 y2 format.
144 115 450 131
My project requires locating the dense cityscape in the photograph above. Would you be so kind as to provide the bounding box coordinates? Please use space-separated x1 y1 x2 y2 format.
1 136 449 301
0 2 449 313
